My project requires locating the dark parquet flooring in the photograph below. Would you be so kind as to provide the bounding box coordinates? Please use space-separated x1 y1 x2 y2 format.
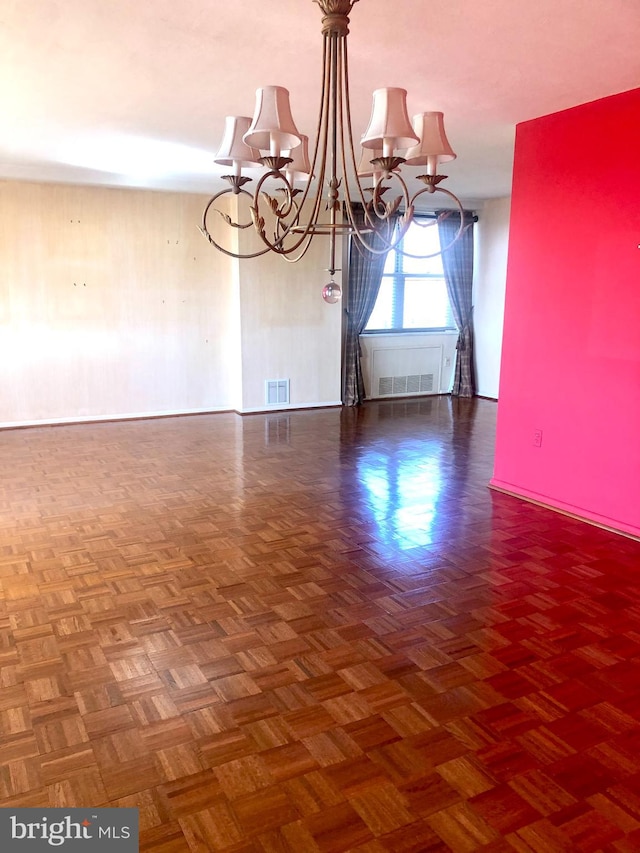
1 397 640 852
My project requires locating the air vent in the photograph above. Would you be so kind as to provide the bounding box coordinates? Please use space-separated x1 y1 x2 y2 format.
378 373 434 397
265 379 290 406
371 344 443 399
379 377 393 396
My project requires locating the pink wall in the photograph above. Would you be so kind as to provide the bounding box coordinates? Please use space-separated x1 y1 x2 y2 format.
492 88 640 538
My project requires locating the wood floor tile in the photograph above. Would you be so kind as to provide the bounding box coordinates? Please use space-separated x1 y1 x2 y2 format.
260 741 319 783
427 801 501 850
158 770 223 819
178 801 244 851
47 765 108 807
231 785 299 837
347 781 414 835
212 755 273 799
304 801 374 852
1 398 640 850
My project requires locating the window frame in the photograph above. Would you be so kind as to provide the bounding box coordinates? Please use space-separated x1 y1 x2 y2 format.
363 218 456 334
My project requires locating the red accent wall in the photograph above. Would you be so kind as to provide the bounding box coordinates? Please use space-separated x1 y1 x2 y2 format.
492 88 640 538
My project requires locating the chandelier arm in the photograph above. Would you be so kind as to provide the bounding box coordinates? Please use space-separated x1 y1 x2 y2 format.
249 32 332 257
338 34 381 232
273 195 334 268
370 173 412 231
251 165 330 256
251 170 305 254
275 196 302 237
202 188 254 231
342 174 412 256
278 29 332 237
273 196 302 251
347 216 398 255
340 36 410 238
395 185 467 258
338 36 412 255
350 228 385 261
310 32 334 229
409 217 440 229
199 188 272 259
280 232 317 264
291 30 333 245
252 30 333 255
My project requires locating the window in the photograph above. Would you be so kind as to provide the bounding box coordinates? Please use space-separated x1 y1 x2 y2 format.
365 219 456 332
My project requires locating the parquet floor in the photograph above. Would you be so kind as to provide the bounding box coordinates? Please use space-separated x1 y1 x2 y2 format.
1 397 640 852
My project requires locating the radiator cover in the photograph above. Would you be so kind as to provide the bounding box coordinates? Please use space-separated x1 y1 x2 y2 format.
371 345 443 399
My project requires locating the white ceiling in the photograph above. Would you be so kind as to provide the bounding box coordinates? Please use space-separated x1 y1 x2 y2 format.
2 0 639 207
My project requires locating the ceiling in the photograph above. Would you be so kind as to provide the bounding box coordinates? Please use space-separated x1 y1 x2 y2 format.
2 0 639 207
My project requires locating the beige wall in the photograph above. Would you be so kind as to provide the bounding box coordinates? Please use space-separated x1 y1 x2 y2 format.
473 196 510 398
237 241 342 412
0 180 343 425
233 194 343 412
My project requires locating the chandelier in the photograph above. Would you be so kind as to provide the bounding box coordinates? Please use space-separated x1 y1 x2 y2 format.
199 0 464 303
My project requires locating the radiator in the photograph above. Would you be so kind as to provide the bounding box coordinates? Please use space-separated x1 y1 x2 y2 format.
370 345 443 399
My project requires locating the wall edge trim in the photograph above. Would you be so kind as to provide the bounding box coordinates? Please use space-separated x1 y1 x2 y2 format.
489 479 640 542
0 407 233 431
235 401 343 415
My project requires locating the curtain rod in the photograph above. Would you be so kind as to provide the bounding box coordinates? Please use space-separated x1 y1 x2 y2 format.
414 210 479 222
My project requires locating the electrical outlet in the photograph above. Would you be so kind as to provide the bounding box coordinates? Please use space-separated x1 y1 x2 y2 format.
533 429 543 448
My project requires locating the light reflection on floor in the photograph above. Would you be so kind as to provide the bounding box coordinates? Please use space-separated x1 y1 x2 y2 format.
357 451 443 549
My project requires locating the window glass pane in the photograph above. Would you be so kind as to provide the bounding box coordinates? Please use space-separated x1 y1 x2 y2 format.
362 217 460 333
403 278 455 329
401 222 443 275
366 277 394 330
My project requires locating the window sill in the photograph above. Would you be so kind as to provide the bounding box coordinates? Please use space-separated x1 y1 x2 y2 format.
361 329 458 336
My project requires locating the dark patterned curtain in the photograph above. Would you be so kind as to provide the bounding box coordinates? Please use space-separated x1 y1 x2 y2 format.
437 211 476 397
342 207 395 406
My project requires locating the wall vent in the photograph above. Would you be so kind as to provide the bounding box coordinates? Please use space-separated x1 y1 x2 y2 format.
265 379 290 406
371 345 443 399
378 373 434 397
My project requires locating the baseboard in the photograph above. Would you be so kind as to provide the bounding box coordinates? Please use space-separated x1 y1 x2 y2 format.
235 401 343 415
0 407 233 430
489 479 640 542
0 401 346 429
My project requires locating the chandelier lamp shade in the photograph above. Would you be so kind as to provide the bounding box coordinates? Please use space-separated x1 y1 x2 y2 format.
213 116 261 173
243 86 303 155
361 88 419 154
199 0 465 299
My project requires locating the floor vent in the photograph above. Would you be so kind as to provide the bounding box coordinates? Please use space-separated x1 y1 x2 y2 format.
378 373 434 397
265 379 290 406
